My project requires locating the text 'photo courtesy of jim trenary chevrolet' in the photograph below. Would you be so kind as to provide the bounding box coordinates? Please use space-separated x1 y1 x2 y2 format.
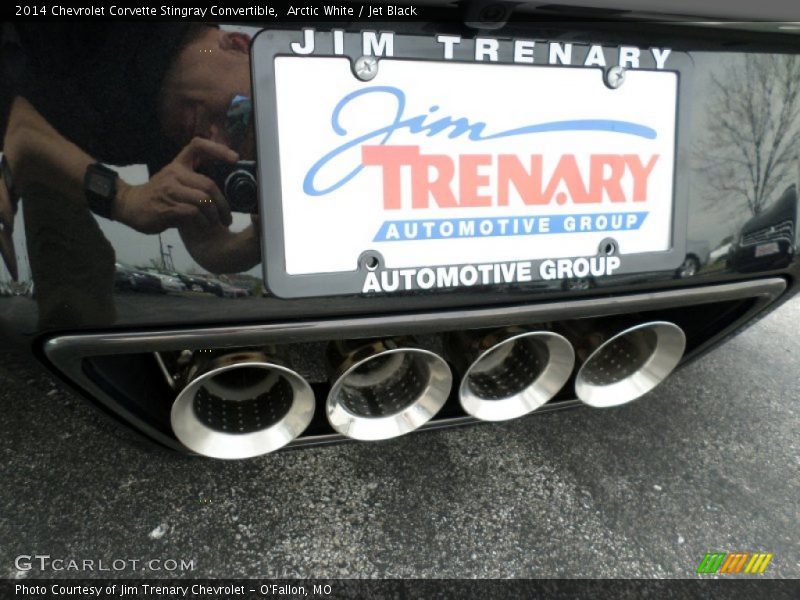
1 0 800 589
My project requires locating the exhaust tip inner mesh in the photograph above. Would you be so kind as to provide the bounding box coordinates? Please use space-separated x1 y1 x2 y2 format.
192 369 293 433
580 328 658 386
338 352 429 417
466 338 549 401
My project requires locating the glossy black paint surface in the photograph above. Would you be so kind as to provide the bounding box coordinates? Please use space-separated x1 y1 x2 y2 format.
1 22 799 352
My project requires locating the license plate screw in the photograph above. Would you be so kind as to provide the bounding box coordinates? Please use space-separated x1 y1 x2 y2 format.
598 238 619 255
353 56 379 81
605 66 626 89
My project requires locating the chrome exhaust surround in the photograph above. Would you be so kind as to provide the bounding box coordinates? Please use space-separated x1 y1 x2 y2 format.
167 350 315 459
574 321 686 408
449 329 575 421
326 339 452 441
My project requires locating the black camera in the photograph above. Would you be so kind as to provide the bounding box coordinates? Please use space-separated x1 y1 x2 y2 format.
208 160 258 214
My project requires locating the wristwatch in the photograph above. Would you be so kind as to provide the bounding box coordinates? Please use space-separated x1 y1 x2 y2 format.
84 163 118 219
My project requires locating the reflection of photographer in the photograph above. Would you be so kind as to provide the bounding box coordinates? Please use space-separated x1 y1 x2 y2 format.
208 159 258 215
1 24 261 326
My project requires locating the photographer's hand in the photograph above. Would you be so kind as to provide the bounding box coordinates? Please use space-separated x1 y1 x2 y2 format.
113 137 236 234
4 98 236 236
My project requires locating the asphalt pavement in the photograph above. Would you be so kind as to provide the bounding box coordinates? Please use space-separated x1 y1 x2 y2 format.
1 296 798 579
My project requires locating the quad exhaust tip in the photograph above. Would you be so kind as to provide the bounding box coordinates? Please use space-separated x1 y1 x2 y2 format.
326 339 452 441
169 351 315 459
454 330 575 421
163 319 685 457
575 321 686 408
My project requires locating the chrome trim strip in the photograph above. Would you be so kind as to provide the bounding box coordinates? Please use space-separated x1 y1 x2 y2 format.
42 278 787 452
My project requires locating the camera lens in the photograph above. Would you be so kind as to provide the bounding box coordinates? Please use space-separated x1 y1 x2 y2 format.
225 170 258 213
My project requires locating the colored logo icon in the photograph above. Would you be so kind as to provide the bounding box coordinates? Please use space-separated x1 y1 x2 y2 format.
697 552 773 574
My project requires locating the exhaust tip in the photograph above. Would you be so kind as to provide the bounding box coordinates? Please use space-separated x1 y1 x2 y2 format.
459 331 575 421
575 321 686 408
327 343 452 441
171 359 315 459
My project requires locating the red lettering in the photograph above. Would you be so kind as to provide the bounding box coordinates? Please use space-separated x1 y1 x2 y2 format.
412 154 458 208
625 154 659 201
459 155 493 207
545 154 593 203
361 147 657 208
362 145 458 209
589 155 626 202
497 155 546 206
361 145 420 209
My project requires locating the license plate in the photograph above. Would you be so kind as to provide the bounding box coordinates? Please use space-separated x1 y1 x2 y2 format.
252 30 683 298
755 242 780 257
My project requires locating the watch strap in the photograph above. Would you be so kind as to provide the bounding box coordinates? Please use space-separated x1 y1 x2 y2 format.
84 163 117 220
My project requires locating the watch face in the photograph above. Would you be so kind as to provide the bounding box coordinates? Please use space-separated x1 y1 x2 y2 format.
89 174 113 197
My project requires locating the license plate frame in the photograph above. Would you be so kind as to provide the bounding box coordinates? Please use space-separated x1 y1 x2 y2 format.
251 29 691 298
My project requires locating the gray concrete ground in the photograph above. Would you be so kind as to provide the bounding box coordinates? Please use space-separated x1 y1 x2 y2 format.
0 297 798 579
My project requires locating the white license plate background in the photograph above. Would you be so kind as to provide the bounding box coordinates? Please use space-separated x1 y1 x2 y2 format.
755 242 780 257
274 57 677 276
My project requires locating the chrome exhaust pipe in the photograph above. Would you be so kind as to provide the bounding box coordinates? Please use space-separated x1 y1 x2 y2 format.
326 339 452 440
162 349 315 459
574 321 686 408
447 328 575 421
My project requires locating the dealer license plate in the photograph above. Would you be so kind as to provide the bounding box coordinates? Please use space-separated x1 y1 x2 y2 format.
754 242 780 257
252 30 682 298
